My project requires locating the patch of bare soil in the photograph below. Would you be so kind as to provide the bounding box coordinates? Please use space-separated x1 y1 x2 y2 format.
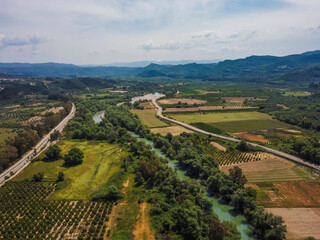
210 141 226 151
133 202 155 240
40 107 64 115
164 105 257 112
244 183 260 189
222 97 267 103
273 182 320 207
104 202 125 240
233 132 270 143
123 179 130 188
151 125 193 136
201 90 220 94
266 208 320 240
158 98 207 105
108 90 127 93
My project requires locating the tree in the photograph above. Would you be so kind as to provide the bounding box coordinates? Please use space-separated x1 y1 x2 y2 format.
45 145 61 161
208 218 226 240
105 185 121 200
50 130 61 141
236 140 250 152
57 171 65 182
106 130 119 143
64 148 84 165
229 166 247 186
33 172 44 182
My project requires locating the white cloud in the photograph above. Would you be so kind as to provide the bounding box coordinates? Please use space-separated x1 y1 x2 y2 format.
0 0 319 64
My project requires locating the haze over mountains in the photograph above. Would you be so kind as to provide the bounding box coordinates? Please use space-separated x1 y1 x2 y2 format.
0 50 319 82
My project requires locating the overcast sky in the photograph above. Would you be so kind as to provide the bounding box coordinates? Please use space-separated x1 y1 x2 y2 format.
0 0 319 64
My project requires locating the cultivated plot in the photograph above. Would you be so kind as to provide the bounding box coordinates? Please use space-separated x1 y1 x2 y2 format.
131 109 168 128
266 208 320 240
220 154 312 183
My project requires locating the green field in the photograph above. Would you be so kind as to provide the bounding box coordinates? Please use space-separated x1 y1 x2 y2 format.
131 109 168 128
210 119 290 133
167 111 271 124
0 128 16 149
283 91 311 97
15 140 125 200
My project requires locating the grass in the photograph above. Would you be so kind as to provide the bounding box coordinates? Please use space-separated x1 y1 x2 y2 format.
210 119 290 133
112 174 141 240
283 91 311 97
131 109 168 128
0 128 16 149
15 140 126 200
167 111 271 124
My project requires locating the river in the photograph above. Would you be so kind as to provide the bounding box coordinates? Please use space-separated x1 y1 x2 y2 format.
131 133 254 240
94 92 254 239
130 92 165 104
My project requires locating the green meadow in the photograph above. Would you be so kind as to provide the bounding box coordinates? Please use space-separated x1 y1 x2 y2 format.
15 140 125 200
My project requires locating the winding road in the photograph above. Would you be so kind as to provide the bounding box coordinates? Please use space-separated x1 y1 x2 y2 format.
0 103 76 186
151 99 320 173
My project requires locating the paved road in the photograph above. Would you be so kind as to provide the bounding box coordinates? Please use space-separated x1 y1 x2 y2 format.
152 99 320 173
0 103 76 185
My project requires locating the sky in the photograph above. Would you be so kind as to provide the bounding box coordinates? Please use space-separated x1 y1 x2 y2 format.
0 0 320 65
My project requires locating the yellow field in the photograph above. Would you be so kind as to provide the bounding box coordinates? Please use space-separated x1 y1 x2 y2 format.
151 125 193 136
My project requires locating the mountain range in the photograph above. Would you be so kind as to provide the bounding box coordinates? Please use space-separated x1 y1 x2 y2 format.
0 50 320 82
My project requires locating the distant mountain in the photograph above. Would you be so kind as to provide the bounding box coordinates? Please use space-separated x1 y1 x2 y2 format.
0 50 319 80
87 59 220 68
0 62 140 78
137 50 320 80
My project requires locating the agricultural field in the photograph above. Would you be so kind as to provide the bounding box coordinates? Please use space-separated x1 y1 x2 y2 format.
222 97 267 103
131 109 168 128
139 101 154 109
266 208 320 240
167 111 271 124
158 98 207 105
232 132 270 143
221 155 314 183
151 125 193 136
0 181 112 240
253 181 320 208
167 111 290 133
211 119 290 133
15 140 125 200
283 91 311 97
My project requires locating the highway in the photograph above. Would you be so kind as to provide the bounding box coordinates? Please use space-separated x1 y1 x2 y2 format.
152 99 320 173
0 103 76 185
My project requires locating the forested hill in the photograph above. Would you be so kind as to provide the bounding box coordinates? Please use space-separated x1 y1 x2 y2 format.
0 50 320 80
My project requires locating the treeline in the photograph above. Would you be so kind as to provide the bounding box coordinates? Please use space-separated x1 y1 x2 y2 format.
87 101 286 240
277 136 320 164
0 101 72 173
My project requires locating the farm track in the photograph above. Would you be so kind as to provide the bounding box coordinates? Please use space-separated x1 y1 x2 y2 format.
151 98 320 173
